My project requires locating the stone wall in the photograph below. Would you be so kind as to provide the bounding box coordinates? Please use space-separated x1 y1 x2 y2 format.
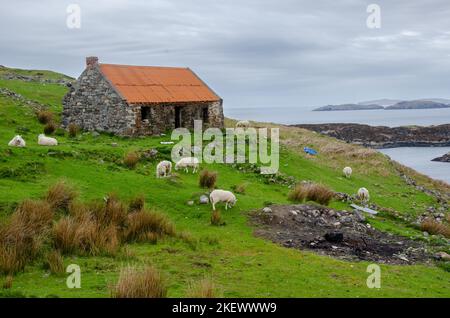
62 66 136 135
132 100 224 135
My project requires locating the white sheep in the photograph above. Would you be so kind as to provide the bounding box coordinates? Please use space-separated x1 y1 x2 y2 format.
210 189 237 211
357 187 370 203
156 160 172 178
38 134 58 146
8 135 26 147
236 120 250 128
343 166 352 178
175 157 199 173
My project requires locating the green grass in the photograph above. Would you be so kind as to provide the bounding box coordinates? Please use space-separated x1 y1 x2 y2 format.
0 69 449 298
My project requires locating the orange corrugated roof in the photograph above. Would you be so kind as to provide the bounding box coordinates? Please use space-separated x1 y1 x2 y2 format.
99 64 220 104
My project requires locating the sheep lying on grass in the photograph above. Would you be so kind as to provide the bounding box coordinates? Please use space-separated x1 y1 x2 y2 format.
38 134 58 146
175 157 199 173
236 120 250 128
357 187 370 203
343 166 352 178
210 189 237 211
156 160 172 178
8 135 26 147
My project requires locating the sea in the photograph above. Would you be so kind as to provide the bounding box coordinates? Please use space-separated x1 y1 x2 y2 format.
225 107 450 183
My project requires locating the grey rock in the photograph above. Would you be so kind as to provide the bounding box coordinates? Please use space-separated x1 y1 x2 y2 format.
199 195 209 204
262 207 272 213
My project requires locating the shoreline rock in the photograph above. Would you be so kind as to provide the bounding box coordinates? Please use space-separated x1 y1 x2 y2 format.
432 153 450 163
293 123 450 148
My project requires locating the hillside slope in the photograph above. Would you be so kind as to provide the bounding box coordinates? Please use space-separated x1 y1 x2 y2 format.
0 66 449 298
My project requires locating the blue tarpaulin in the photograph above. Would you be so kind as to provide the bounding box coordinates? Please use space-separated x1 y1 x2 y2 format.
303 147 318 155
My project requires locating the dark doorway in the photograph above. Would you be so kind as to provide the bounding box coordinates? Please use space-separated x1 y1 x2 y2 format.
141 107 151 121
175 106 181 128
202 107 209 123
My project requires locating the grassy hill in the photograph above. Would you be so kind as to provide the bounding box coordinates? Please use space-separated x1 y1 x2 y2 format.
0 66 449 297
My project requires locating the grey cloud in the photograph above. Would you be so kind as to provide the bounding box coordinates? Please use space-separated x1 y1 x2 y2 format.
1 0 450 109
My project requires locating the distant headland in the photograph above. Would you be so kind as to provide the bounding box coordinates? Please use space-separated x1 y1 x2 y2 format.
313 99 450 111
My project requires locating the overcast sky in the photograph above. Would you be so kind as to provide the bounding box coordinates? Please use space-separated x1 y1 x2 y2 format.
1 0 450 109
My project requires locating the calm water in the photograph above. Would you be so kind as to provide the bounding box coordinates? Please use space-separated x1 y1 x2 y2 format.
225 107 450 127
379 147 450 184
225 107 450 182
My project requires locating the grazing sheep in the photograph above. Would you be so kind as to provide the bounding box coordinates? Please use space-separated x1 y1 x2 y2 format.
38 134 58 146
210 189 237 211
357 187 370 203
156 160 172 178
343 166 352 178
236 120 250 128
175 157 199 173
8 135 26 147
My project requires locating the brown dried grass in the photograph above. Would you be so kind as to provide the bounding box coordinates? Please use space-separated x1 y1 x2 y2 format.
421 219 450 238
111 266 167 298
199 170 217 189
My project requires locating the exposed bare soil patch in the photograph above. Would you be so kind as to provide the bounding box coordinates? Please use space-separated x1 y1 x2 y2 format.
250 204 430 264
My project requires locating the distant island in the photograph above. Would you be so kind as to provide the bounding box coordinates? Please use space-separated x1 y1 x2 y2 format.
313 99 450 111
385 100 450 110
313 104 384 111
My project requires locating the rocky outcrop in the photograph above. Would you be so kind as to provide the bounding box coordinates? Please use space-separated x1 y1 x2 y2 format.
0 71 73 86
432 153 450 163
293 123 450 148
0 87 47 111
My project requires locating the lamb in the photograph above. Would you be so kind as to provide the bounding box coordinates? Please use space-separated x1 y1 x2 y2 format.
8 135 26 147
156 160 172 178
175 157 199 173
236 120 250 128
357 187 370 203
38 134 58 146
343 166 352 178
210 189 237 211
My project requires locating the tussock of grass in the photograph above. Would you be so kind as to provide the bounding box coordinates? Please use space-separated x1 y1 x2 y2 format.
68 123 79 138
306 183 334 205
124 151 139 169
2 275 13 289
421 219 450 238
232 183 247 194
187 278 219 298
45 180 78 211
128 194 145 212
288 184 308 203
37 110 53 124
45 250 64 275
53 215 120 256
210 210 224 226
43 121 56 135
112 266 167 298
199 170 217 189
124 209 175 243
288 183 334 205
0 200 53 274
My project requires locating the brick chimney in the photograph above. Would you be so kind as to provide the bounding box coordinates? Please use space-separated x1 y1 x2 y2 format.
86 56 99 69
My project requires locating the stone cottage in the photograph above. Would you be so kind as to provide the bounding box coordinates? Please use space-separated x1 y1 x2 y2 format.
62 57 224 135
